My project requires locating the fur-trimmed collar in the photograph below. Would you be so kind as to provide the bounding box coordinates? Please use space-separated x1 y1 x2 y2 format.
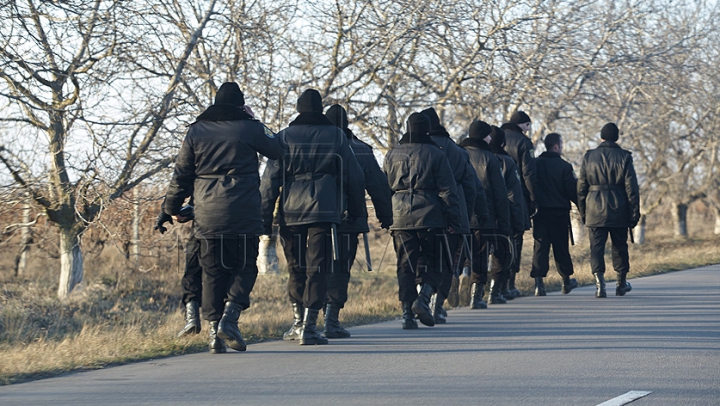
398 132 439 146
289 112 334 127
459 137 492 151
429 126 451 138
194 104 254 123
539 151 561 158
598 140 621 149
501 122 523 133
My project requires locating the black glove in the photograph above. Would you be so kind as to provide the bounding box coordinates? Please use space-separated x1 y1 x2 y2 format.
379 217 393 230
262 225 273 236
154 211 173 234
177 205 195 223
344 214 357 225
631 219 639 229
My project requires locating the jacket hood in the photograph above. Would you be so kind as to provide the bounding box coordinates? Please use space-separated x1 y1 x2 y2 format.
289 112 335 127
194 105 254 123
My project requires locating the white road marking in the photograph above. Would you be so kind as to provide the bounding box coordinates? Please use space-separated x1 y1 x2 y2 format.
596 391 652 406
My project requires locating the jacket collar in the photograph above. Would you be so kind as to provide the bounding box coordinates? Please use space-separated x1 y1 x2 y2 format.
501 122 523 133
459 137 492 151
194 104 254 123
289 112 334 127
429 126 451 138
539 151 561 158
398 132 439 146
599 140 621 148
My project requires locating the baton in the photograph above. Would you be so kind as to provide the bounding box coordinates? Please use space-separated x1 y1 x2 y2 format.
569 223 575 246
629 227 635 244
363 232 373 271
331 223 340 261
440 232 455 273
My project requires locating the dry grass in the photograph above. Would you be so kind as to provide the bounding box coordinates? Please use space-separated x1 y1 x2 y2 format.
1 225 719 386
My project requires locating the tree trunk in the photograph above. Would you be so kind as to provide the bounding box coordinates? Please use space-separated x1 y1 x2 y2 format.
672 203 688 237
633 214 646 245
14 202 32 277
131 187 141 271
570 207 585 244
57 227 84 298
712 205 720 235
257 235 280 275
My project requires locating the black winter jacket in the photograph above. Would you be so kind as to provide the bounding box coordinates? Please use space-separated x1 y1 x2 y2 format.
260 113 365 228
340 131 393 233
536 151 577 211
497 153 527 234
430 130 483 233
164 105 283 237
384 133 463 231
502 123 538 213
577 141 640 228
459 138 511 234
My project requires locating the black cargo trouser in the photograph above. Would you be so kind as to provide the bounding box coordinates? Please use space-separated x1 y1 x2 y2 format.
199 235 259 321
326 232 360 308
588 227 629 276
530 209 574 278
436 233 464 298
181 234 202 306
392 228 448 303
280 223 332 310
488 232 513 284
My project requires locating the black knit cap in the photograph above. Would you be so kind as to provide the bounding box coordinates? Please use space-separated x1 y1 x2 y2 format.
214 82 245 106
297 89 323 113
407 112 430 135
489 125 506 148
468 120 492 139
510 110 531 124
601 122 619 142
325 104 349 129
420 107 441 129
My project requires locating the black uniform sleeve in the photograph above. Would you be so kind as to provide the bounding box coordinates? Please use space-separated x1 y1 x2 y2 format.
488 157 511 235
519 139 538 203
164 132 196 215
435 154 463 231
360 151 393 227
460 160 478 222
624 153 641 227
577 153 590 223
469 165 488 225
563 161 578 206
247 122 284 160
504 160 525 235
340 135 366 220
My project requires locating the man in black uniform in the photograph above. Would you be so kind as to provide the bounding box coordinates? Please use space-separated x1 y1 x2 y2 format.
501 111 538 298
323 104 393 338
261 90 365 345
530 133 579 296
384 112 463 328
578 123 640 298
421 107 486 322
459 120 512 307
164 82 283 353
488 126 527 301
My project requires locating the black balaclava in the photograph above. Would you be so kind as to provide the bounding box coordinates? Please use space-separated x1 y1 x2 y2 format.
489 126 508 155
407 112 431 136
420 107 441 129
325 104 349 129
215 82 245 106
297 89 323 113
509 110 531 125
468 120 492 139
601 123 619 142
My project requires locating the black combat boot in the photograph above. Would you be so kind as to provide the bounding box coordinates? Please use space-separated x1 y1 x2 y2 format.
412 283 435 327
595 273 607 298
616 273 632 296
217 301 246 352
488 279 507 304
534 277 546 296
500 276 516 300
299 308 328 345
324 303 351 338
208 321 226 354
507 271 522 298
431 292 447 324
283 302 304 341
402 302 418 330
562 276 579 294
470 283 488 309
177 301 201 338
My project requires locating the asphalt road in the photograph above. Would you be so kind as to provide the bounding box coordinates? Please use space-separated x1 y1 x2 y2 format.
1 265 719 406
